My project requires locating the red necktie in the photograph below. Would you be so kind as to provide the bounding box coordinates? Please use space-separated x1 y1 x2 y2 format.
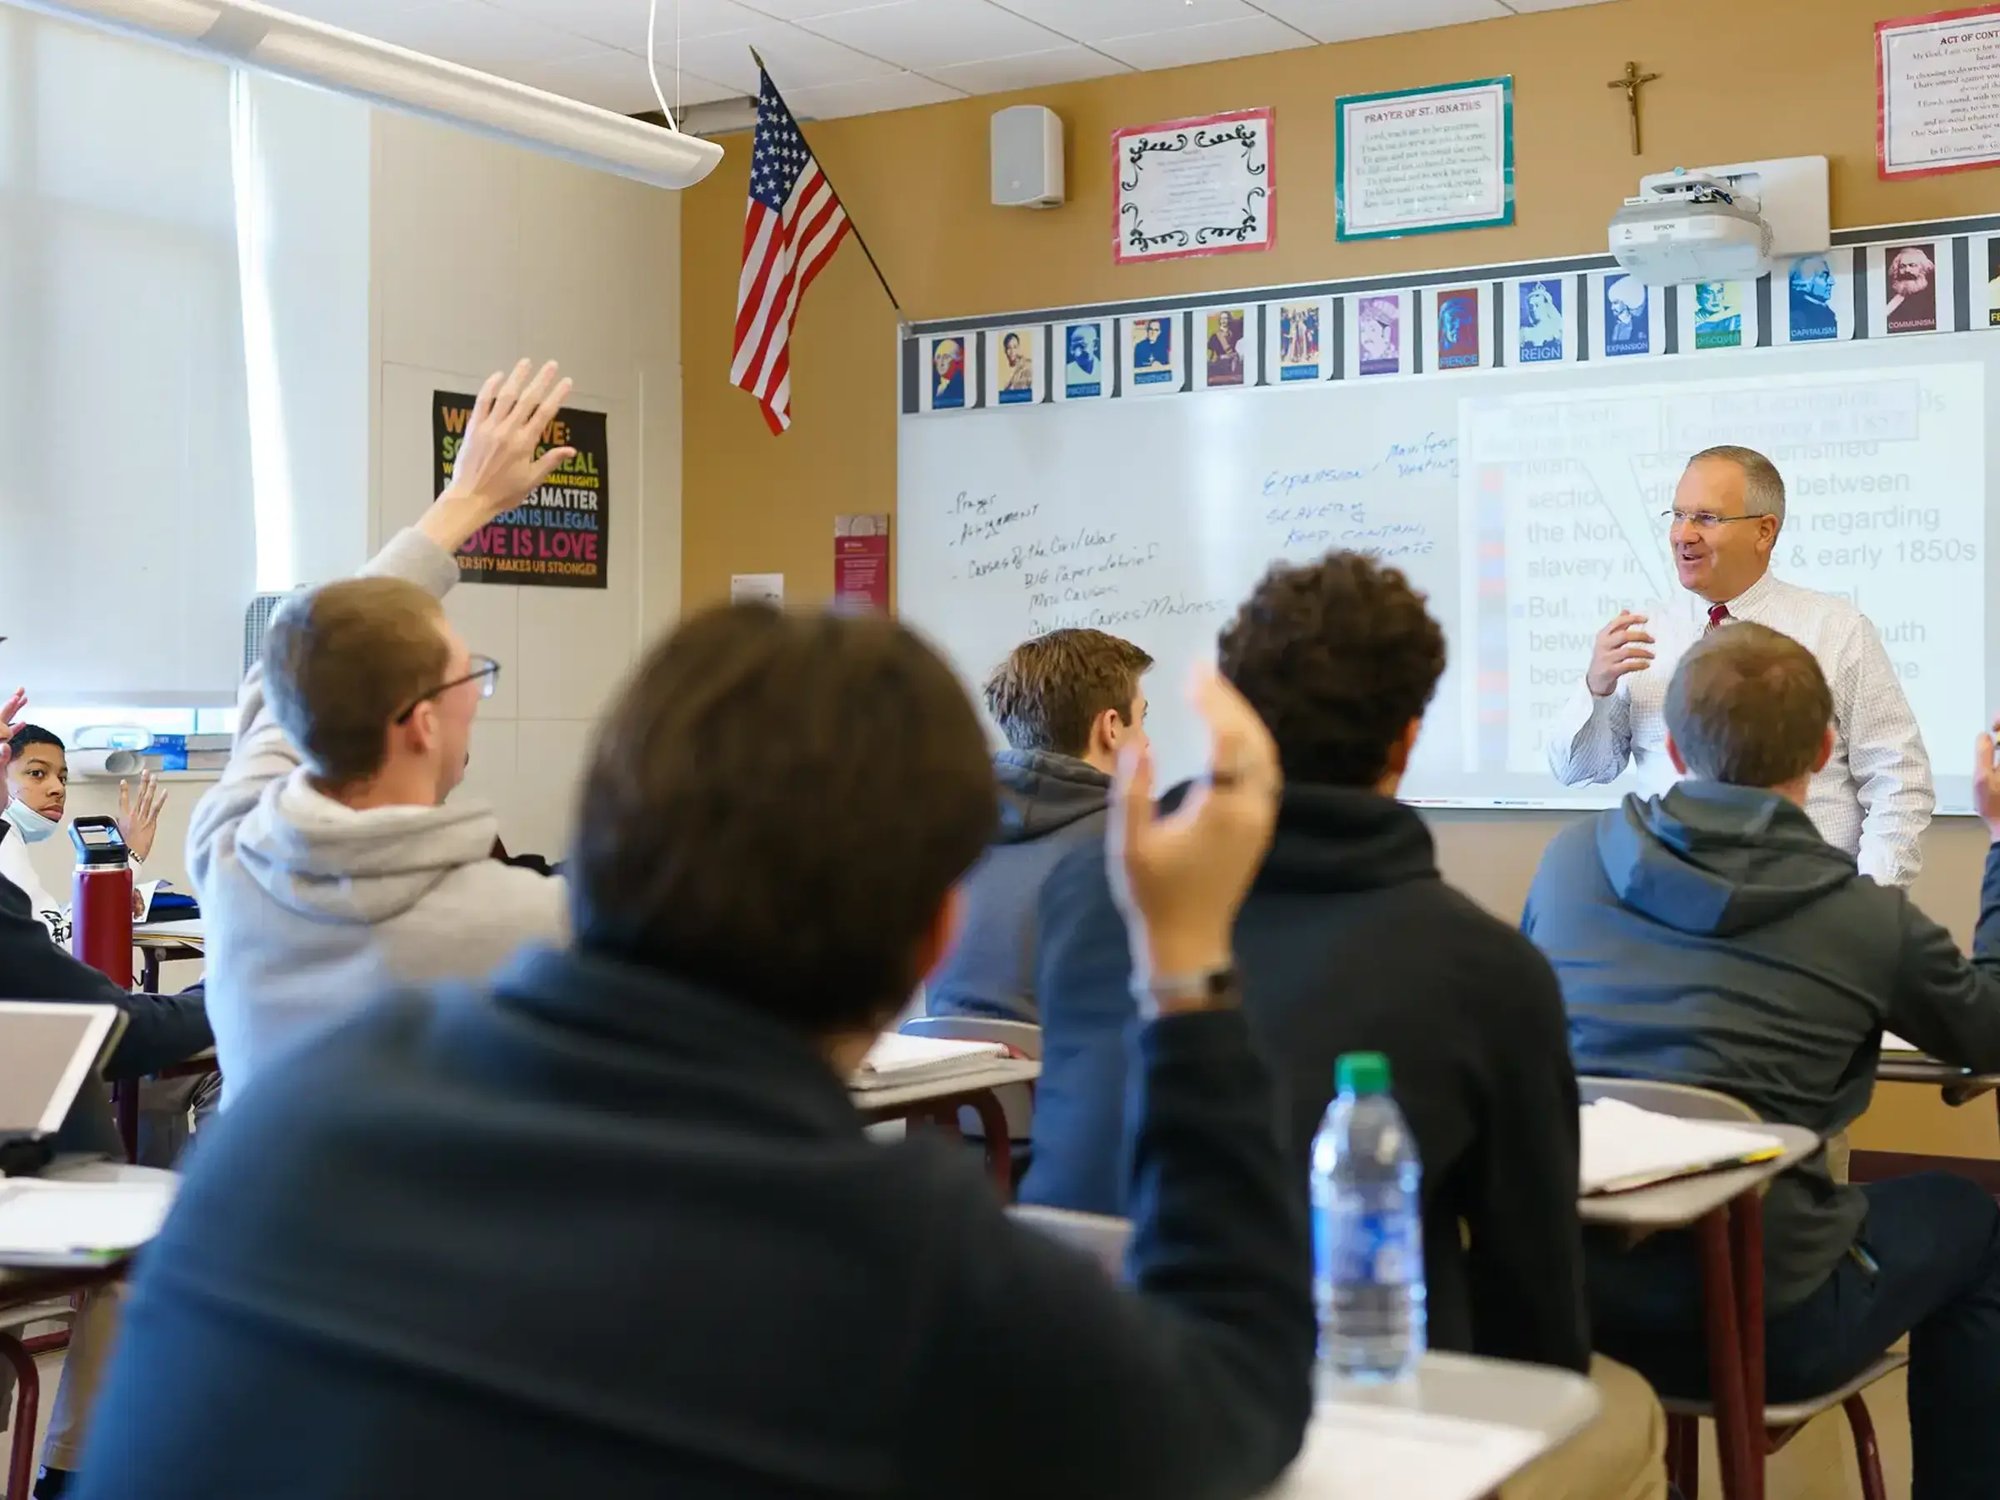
1706 603 1731 634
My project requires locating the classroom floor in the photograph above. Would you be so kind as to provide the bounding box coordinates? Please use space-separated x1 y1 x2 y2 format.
4 1347 1919 1498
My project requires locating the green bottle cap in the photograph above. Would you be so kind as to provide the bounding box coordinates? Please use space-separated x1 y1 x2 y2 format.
1336 1051 1391 1097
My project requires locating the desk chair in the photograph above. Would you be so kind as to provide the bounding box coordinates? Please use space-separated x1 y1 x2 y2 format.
898 1018 1041 1156
1581 1078 1900 1500
0 1296 79 1500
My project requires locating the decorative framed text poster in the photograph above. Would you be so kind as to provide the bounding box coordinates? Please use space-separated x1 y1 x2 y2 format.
988 324 1046 406
1866 239 1959 336
434 393 609 588
1676 278 1762 353
1423 284 1494 372
1113 108 1275 265
1772 249 1856 345
1266 297 1332 382
1980 234 2000 327
1335 77 1513 241
1343 289 1414 378
1588 270 1662 360
1878 7 2000 179
1121 312 1186 395
1503 275 1578 365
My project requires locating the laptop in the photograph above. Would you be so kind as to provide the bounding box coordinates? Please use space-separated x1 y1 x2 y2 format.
0 1001 127 1174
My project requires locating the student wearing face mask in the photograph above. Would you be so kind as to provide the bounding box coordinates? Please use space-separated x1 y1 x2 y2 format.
0 724 166 944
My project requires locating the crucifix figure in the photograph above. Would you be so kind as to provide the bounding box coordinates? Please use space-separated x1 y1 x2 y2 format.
1607 61 1660 156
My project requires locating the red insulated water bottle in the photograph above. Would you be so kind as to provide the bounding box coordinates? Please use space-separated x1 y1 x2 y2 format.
69 815 134 988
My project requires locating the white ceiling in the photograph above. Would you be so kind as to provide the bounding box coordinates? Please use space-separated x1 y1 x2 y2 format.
277 0 1619 121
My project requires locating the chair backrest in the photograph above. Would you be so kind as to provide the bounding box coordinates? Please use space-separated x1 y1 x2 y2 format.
900 1016 1044 1061
1579 1076 1760 1124
1009 1205 1131 1279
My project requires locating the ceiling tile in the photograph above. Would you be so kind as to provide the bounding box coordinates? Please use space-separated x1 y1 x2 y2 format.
1502 0 1624 9
1251 0 1506 43
287 0 605 69
927 44 1128 93
1097 14 1314 70
785 70 968 118
495 46 743 111
995 0 1265 44
531 0 771 49
671 20 900 91
800 1 1070 71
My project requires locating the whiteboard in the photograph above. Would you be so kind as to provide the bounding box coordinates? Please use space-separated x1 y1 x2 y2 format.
899 334 1993 813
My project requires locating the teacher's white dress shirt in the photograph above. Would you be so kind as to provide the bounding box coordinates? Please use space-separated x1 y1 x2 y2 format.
1546 570 1935 887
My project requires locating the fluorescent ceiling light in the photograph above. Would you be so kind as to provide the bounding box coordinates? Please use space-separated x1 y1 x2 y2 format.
6 0 724 190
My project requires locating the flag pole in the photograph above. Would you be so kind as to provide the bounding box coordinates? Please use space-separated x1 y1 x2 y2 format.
750 47 904 321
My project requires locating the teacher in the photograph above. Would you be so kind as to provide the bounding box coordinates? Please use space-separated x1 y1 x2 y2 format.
1546 444 1934 886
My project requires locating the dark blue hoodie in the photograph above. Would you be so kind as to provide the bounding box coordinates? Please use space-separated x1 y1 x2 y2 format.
1525 782 2000 1311
925 750 1111 1025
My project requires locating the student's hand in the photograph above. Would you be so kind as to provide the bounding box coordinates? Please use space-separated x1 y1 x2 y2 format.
1586 611 1653 697
117 771 167 864
1975 719 2000 842
1108 667 1280 988
0 687 25 813
421 359 577 554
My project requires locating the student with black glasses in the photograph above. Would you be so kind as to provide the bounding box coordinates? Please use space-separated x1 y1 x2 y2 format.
189 360 574 1108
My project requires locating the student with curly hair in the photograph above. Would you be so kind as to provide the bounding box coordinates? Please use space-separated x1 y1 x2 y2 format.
1026 550 1666 1500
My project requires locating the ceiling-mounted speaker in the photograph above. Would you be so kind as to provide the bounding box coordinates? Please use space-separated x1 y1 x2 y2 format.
991 105 1064 209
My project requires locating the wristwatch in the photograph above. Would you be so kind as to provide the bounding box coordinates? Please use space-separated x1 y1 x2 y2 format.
1132 964 1241 1018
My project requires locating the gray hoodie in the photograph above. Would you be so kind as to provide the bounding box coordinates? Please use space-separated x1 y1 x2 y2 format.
1523 783 2000 1311
189 529 568 1108
924 749 1109 1025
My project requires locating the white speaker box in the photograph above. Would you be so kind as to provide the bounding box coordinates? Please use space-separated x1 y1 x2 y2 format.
991 105 1064 209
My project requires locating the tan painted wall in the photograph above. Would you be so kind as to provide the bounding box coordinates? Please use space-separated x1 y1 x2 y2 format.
681 0 2000 1160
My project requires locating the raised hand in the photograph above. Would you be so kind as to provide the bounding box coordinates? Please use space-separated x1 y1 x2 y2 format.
422 359 578 553
1107 667 1281 990
0 688 25 813
117 770 167 863
1586 610 1654 697
1975 720 2000 842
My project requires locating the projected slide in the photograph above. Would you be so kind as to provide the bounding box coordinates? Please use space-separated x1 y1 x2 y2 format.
1459 362 1985 800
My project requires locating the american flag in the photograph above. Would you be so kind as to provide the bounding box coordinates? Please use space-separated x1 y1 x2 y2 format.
731 70 851 434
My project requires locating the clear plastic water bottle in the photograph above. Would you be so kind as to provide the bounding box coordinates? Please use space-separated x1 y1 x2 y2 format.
1311 1051 1426 1385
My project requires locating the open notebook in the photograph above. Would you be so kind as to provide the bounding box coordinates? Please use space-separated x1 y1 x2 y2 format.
849 1033 1007 1092
1579 1098 1786 1196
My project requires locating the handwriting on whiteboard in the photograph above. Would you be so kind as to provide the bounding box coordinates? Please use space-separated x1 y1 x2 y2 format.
1261 432 1458 499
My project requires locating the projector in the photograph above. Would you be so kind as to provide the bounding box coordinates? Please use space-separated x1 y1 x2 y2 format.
1609 172 1774 285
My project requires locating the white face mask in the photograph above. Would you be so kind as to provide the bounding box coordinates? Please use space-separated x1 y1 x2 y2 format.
2 798 58 844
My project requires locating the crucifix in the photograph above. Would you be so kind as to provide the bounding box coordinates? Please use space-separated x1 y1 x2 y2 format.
1607 61 1661 156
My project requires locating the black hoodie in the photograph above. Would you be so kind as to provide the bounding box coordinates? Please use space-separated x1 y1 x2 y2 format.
1524 783 2000 1312
1027 783 1591 1372
926 750 1111 1025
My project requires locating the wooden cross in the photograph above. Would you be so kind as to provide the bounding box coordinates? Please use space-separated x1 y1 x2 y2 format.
1607 61 1660 156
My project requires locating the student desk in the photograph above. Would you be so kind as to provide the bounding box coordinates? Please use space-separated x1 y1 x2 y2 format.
1265 1353 1601 1500
1578 1124 1820 1500
131 918 204 995
1876 1042 2000 1123
850 1058 1041 1197
0 1164 176 1500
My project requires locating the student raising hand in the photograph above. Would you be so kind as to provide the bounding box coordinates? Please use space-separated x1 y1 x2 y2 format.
421 359 578 556
0 687 25 812
117 770 167 864
1107 666 1280 995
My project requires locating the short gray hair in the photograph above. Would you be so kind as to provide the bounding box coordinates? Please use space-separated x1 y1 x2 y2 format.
1687 444 1786 530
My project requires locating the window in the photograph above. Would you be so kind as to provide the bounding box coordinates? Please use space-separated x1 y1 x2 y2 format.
0 10 368 715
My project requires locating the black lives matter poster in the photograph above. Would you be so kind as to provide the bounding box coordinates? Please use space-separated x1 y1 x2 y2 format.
433 391 609 589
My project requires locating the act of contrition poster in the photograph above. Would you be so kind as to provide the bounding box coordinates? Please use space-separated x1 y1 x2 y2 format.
1878 6 2000 178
